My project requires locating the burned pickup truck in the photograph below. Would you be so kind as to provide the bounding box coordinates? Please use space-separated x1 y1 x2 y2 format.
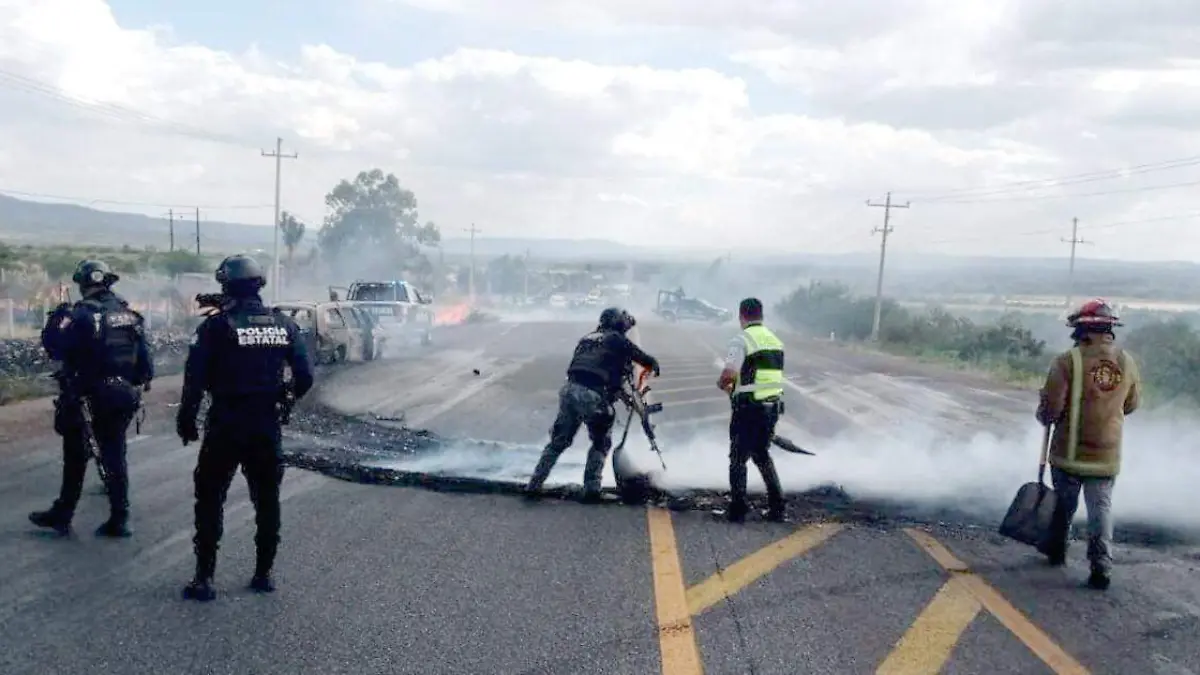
652 287 733 324
328 280 435 347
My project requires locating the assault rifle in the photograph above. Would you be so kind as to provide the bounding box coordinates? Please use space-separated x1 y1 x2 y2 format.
51 371 111 493
614 367 667 470
195 293 229 316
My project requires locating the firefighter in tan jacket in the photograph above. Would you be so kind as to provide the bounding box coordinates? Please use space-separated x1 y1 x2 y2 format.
1036 298 1141 590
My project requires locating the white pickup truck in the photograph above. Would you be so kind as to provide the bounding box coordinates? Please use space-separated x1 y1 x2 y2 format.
328 280 435 346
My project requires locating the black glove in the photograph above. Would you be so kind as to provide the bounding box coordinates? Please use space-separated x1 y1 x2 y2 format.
651 361 661 377
176 412 199 446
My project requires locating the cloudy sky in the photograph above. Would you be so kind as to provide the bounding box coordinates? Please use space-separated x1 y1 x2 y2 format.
2 0 1200 261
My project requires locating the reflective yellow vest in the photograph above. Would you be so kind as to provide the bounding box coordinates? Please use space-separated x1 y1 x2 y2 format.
732 323 785 402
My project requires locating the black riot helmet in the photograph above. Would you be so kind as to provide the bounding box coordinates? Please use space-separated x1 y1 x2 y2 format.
215 254 267 297
598 306 635 333
72 259 119 289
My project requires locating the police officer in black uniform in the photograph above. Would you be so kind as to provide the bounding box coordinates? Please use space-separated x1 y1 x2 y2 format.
30 260 154 538
524 307 660 502
177 254 314 602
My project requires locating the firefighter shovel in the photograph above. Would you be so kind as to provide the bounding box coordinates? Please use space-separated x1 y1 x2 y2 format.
771 434 815 456
998 424 1058 548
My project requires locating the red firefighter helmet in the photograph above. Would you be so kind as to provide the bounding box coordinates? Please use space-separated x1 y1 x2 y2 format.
1067 298 1122 328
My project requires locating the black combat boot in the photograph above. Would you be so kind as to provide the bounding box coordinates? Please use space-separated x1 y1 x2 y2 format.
1087 568 1111 591
28 507 72 535
765 505 787 523
726 501 748 523
95 514 132 538
182 553 218 602
250 544 277 593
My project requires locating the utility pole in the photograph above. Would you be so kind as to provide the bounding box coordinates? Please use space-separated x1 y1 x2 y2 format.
866 192 910 341
1063 217 1090 309
463 224 481 303
194 207 201 255
165 209 175 252
523 248 530 298
261 137 297 302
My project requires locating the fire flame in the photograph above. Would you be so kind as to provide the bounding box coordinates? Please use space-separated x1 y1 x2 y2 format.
434 302 472 326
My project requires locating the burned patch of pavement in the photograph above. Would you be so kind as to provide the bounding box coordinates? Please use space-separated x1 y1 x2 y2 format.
281 399 1200 550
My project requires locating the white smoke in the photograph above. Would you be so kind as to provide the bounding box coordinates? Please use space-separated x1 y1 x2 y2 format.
634 409 1200 533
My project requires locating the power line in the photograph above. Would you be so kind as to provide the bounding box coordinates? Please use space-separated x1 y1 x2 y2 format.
0 68 257 149
920 211 1200 246
895 154 1200 201
262 138 298 303
866 192 910 342
0 187 272 211
915 177 1200 205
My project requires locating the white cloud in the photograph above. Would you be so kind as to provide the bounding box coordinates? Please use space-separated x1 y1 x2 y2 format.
0 0 1199 261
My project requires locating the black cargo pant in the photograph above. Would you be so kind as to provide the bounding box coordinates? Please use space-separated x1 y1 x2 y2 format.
192 398 284 579
51 386 139 523
527 381 615 495
729 397 784 516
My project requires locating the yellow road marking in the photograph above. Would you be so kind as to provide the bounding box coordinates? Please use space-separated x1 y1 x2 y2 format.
647 508 704 675
904 528 1091 675
875 578 982 674
686 523 845 616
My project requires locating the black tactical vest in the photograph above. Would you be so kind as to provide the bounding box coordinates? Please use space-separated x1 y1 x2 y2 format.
208 300 294 397
567 329 623 394
76 294 144 384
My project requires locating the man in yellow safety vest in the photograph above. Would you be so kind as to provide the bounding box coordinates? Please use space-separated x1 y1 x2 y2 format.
1036 297 1141 590
717 297 786 523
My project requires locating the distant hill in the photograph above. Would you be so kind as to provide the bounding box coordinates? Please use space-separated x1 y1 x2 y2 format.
0 194 275 253
3 193 1200 299
0 194 659 261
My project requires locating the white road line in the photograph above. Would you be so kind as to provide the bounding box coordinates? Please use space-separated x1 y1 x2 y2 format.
652 384 718 396
129 434 154 444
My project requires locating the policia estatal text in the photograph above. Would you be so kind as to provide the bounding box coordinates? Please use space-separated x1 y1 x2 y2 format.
30 260 154 538
525 307 660 502
176 255 314 601
717 297 786 523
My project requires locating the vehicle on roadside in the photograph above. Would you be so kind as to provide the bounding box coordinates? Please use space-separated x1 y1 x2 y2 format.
329 280 435 347
273 300 384 364
652 288 732 324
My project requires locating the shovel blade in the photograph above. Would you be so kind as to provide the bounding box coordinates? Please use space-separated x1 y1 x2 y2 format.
772 434 815 456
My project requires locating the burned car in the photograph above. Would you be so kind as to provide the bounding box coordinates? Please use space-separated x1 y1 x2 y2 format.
273 300 385 364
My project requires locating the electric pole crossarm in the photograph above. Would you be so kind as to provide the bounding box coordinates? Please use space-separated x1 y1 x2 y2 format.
865 192 911 342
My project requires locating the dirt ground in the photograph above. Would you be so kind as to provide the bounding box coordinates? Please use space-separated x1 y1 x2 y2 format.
0 374 183 447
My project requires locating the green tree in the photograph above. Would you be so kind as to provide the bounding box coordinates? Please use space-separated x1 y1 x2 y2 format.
316 169 441 281
1126 318 1200 406
156 250 207 277
280 211 306 268
485 255 527 295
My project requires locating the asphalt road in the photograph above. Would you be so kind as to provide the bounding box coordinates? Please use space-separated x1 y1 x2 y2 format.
0 318 1197 674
